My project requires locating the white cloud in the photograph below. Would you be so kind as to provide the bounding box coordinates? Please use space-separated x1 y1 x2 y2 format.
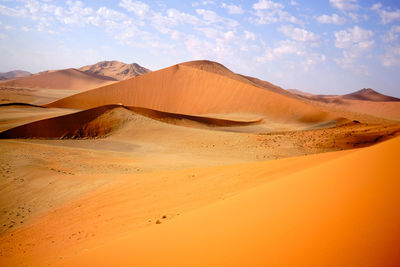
4 25 15 30
196 9 238 27
334 50 369 75
257 40 305 62
378 9 400 24
344 12 368 22
221 3 244 14
330 0 359 11
290 1 298 6
253 0 284 10
166 9 201 25
278 25 319 43
244 30 255 41
371 3 382 11
334 26 374 50
382 25 400 43
316 14 346 25
370 3 400 24
119 0 149 17
381 44 400 67
250 1 301 25
192 1 216 7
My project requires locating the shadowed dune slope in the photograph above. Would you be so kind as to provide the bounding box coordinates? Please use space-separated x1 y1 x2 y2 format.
60 136 400 267
46 61 334 123
0 105 127 139
0 68 117 90
0 105 262 139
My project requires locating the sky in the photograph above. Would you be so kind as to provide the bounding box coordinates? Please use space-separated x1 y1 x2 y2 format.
0 0 400 97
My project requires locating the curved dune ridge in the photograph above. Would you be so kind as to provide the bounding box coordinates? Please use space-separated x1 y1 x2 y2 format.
57 136 400 266
46 60 335 123
0 104 262 139
0 68 117 90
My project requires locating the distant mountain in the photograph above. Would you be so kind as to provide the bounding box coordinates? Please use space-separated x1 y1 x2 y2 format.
0 70 31 80
0 68 117 90
343 88 400 102
79 61 151 81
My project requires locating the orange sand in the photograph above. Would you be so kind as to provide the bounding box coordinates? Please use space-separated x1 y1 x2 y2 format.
57 136 400 266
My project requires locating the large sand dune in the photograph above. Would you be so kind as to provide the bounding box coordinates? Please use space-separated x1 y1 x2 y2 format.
46 61 335 124
0 68 117 91
57 136 400 266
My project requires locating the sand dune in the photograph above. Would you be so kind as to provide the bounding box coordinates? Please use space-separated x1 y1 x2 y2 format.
0 105 263 139
288 88 400 121
79 60 150 81
0 70 31 80
0 68 117 90
57 136 400 267
47 61 335 124
343 88 400 102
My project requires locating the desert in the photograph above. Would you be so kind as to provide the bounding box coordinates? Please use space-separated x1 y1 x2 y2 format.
1 1 400 266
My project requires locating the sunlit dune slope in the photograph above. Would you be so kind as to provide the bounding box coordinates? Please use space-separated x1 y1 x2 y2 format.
0 68 117 90
60 136 400 267
46 61 334 123
0 104 262 139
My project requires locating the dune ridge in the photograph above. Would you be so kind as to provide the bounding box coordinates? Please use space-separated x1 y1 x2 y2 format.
0 104 263 139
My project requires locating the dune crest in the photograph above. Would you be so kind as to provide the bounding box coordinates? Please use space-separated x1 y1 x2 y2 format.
0 104 263 139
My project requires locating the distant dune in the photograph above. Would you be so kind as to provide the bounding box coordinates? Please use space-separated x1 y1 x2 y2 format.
288 88 400 121
0 68 117 90
79 60 150 81
343 88 400 102
0 70 31 80
47 60 335 124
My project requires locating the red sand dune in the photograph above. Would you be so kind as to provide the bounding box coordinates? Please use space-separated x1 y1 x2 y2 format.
58 136 400 266
0 68 117 90
46 61 335 123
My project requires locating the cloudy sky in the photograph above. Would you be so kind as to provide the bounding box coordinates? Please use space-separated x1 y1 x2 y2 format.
0 0 400 96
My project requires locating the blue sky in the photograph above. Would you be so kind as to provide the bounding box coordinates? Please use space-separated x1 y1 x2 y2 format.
0 0 400 96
